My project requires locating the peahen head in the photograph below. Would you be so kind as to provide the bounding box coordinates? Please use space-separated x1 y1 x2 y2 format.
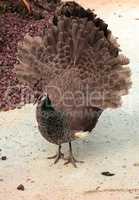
41 95 55 112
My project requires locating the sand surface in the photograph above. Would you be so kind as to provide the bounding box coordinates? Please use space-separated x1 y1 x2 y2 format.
0 0 139 199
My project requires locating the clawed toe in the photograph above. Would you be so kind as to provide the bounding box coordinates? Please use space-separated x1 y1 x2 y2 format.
47 145 64 164
63 142 84 167
47 154 58 159
48 152 64 164
64 156 84 168
47 143 84 167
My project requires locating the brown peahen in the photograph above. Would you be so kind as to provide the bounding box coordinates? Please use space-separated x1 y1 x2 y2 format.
14 1 131 167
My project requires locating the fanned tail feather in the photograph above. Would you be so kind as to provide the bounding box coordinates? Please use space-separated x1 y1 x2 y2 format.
14 14 131 109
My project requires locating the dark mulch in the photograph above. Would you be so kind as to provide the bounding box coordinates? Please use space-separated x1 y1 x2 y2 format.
17 184 25 191
1 156 7 160
0 1 56 111
101 171 115 176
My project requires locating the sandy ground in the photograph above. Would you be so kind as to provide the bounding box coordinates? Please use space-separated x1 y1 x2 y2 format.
0 0 139 199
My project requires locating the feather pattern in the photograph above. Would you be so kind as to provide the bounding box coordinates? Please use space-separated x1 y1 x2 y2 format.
14 2 132 166
53 1 120 56
15 16 131 109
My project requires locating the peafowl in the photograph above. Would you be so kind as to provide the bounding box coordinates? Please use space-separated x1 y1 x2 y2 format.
14 1 131 167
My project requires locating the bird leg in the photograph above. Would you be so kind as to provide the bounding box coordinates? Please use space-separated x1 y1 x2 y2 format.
47 145 64 164
64 142 84 168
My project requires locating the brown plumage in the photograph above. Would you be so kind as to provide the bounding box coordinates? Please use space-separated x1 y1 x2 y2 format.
53 1 120 56
54 1 108 36
14 1 131 167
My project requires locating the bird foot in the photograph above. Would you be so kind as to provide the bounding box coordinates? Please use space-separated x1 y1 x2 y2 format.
47 152 64 164
64 155 84 168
